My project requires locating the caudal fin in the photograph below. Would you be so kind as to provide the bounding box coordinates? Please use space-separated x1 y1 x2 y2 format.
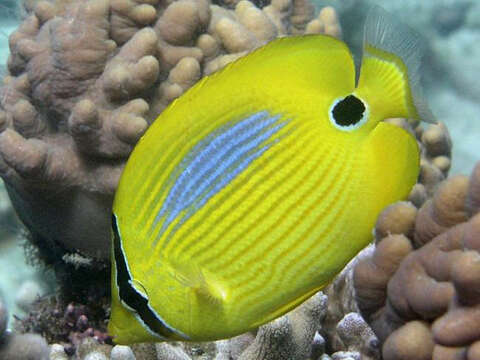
356 5 436 124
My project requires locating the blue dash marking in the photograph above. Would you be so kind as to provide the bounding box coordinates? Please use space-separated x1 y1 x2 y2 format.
158 111 271 217
153 111 288 244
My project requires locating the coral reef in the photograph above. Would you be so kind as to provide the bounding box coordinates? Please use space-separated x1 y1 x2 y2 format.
386 119 452 203
0 2 346 358
16 296 111 355
8 285 379 359
43 292 330 359
354 161 480 360
3 1 474 359
320 250 380 360
3 118 453 359
1 288 52 360
0 0 341 261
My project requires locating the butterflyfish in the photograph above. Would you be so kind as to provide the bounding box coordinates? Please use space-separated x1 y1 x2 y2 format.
109 6 435 344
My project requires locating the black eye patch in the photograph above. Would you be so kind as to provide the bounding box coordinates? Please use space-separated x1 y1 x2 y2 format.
331 95 366 127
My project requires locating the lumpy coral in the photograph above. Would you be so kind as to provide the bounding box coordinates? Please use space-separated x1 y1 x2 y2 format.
44 292 328 359
0 0 341 261
354 161 480 360
2 1 469 359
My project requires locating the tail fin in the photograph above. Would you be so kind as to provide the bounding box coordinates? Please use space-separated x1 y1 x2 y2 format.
355 5 436 124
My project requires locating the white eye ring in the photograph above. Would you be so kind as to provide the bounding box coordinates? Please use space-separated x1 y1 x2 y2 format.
328 94 369 132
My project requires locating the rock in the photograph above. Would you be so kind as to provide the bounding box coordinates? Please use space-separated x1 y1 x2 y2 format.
50 344 69 360
0 333 49 360
84 352 108 360
111 345 136 360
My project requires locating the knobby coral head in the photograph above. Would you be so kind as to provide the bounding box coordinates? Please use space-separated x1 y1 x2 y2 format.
354 161 480 360
0 0 340 259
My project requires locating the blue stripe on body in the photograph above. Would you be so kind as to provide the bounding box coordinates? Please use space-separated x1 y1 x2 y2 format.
154 111 288 245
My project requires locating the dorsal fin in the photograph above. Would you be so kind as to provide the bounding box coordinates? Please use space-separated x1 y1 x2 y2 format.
355 5 436 124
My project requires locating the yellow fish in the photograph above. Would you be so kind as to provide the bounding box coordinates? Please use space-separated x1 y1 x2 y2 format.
109 6 434 344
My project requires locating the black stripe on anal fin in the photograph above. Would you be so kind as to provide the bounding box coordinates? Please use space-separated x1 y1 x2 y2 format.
112 214 184 340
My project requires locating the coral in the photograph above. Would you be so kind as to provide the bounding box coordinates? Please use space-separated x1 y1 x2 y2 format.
411 120 452 198
319 248 380 360
236 292 327 359
1 1 347 358
189 291 327 359
155 343 192 360
381 321 433 360
45 292 328 359
330 351 361 360
75 337 111 359
1 1 461 359
334 312 379 358
307 6 342 38
419 122 452 184
16 296 111 356
382 119 452 207
354 161 480 360
313 120 452 360
0 0 341 262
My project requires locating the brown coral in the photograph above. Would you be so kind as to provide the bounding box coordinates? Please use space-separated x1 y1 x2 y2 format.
383 118 452 207
354 161 480 360
0 0 342 261
310 119 452 360
16 295 112 356
417 122 452 196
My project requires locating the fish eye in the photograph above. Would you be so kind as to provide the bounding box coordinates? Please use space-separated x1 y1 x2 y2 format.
329 95 368 131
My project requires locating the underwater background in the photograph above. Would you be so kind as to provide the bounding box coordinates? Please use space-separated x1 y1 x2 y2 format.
0 0 479 359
